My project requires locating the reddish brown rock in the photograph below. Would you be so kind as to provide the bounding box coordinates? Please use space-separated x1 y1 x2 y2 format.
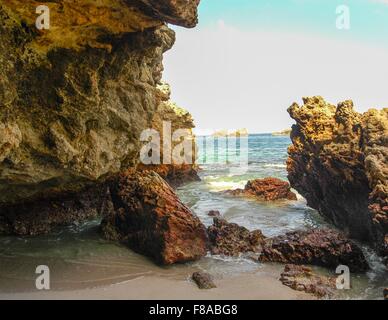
384 288 388 300
225 178 297 201
280 264 336 298
207 217 266 256
287 97 387 258
258 229 369 273
192 272 217 289
100 169 208 265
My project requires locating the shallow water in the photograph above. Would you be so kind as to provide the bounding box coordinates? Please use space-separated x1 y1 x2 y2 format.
0 134 387 299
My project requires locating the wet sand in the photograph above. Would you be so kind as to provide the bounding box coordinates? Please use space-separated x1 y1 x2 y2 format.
0 267 313 300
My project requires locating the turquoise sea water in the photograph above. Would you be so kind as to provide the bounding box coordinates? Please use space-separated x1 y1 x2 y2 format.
0 134 387 299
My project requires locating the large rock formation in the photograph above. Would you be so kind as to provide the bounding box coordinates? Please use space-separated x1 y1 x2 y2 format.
100 169 208 265
287 97 387 258
257 228 369 273
0 1 201 232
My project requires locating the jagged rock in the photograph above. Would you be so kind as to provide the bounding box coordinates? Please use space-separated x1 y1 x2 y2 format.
287 97 388 258
0 1 201 233
280 264 336 298
100 169 208 265
225 177 297 201
207 217 266 256
257 229 369 273
191 272 217 289
208 210 221 217
0 185 104 236
0 0 200 206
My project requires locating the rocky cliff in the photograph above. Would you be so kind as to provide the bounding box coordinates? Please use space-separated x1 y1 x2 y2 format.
287 97 388 259
0 0 200 234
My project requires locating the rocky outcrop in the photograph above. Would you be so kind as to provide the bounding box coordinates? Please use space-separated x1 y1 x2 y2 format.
207 217 266 256
280 264 336 298
0 185 104 235
0 1 201 234
287 97 388 257
0 0 200 206
100 169 208 265
191 272 217 289
225 178 297 201
257 229 369 273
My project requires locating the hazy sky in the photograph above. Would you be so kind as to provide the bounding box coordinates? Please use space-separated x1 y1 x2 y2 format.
163 0 388 134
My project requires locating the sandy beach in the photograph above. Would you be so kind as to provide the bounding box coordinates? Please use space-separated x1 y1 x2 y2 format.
0 267 312 300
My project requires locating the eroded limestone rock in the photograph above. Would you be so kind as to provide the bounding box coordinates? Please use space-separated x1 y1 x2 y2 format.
287 97 388 258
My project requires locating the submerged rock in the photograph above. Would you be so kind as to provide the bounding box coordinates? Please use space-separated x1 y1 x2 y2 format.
257 229 369 273
100 169 208 265
191 272 217 289
225 178 297 201
207 217 266 256
287 97 388 258
280 264 336 298
208 210 221 217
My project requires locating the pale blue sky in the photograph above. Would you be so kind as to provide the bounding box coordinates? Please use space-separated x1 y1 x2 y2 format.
164 0 388 134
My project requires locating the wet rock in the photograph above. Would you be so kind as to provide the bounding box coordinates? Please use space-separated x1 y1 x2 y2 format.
207 217 266 256
0 185 104 236
208 210 221 217
225 178 297 201
100 169 208 265
258 229 369 273
192 272 217 289
280 264 336 298
287 97 388 257
384 288 388 300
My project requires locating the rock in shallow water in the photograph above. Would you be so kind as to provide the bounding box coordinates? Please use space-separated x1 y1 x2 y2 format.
287 97 388 259
192 272 217 289
100 169 208 265
225 177 297 201
280 264 336 298
257 229 369 273
207 217 266 256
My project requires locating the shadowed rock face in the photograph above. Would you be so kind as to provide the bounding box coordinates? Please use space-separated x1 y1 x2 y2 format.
207 217 266 256
100 169 208 265
258 228 369 273
0 0 200 206
287 97 388 257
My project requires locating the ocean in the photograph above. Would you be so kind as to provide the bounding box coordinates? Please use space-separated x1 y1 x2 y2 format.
0 134 387 299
